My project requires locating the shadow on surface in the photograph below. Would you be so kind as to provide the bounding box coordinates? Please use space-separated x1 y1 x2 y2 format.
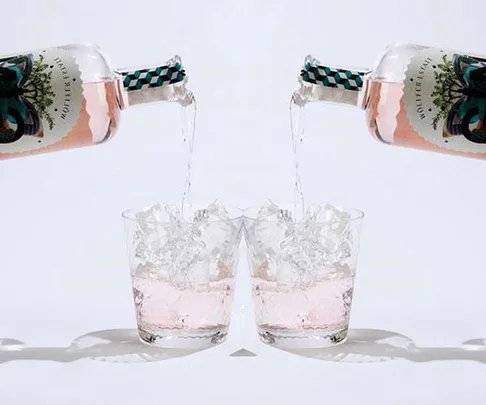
3 328 485 364
284 329 486 364
0 329 203 364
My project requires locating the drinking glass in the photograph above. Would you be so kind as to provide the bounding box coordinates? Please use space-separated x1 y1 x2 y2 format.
123 201 243 349
243 201 364 349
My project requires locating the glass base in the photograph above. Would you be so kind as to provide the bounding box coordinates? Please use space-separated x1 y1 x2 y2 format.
138 327 228 349
258 326 348 349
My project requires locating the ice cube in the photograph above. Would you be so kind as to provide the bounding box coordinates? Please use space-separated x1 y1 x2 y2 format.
303 203 350 232
278 203 355 288
170 235 209 289
321 203 351 233
193 200 232 223
278 222 330 289
302 203 353 261
255 200 293 223
133 204 187 266
136 203 184 234
132 202 210 289
277 237 312 289
249 200 294 281
133 262 161 279
192 201 240 281
301 204 321 223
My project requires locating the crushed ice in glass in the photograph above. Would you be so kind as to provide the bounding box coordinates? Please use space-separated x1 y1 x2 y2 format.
132 201 240 289
246 200 355 288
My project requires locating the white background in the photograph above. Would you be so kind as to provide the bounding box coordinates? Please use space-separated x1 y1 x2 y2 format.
1 0 486 403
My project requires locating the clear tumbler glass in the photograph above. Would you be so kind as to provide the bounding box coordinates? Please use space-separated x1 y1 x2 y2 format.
243 201 364 349
123 201 243 349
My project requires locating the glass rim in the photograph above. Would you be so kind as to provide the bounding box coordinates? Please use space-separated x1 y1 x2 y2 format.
121 205 244 225
241 205 365 225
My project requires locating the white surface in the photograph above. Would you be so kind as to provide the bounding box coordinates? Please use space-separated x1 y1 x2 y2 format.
1 0 486 403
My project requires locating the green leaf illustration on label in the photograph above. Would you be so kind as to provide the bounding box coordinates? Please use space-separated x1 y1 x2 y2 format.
404 48 486 153
0 48 83 153
28 54 56 131
0 53 60 141
430 54 462 131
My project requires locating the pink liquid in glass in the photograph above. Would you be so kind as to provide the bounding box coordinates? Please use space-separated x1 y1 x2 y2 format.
132 274 235 348
252 274 354 348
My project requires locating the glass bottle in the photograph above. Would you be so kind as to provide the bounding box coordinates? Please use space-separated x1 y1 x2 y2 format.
0 43 193 160
295 44 486 159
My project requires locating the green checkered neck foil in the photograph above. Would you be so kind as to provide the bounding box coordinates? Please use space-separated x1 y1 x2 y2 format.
300 58 365 92
119 56 186 92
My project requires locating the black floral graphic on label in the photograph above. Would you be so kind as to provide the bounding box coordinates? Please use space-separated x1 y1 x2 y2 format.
0 48 83 154
404 48 486 154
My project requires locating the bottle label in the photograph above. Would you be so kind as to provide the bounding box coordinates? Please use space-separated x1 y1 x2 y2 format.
0 48 83 154
404 47 486 153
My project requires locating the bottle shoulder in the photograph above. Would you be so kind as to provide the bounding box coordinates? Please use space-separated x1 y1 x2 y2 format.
371 43 429 83
57 43 116 82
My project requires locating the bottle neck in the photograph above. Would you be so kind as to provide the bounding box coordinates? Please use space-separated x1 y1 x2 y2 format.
297 60 369 107
116 56 193 109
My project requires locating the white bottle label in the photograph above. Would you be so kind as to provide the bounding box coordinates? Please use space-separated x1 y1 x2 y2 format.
404 47 486 153
0 48 83 154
